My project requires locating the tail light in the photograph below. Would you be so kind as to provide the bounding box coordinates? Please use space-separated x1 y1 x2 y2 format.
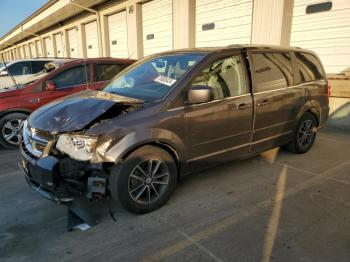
327 80 331 100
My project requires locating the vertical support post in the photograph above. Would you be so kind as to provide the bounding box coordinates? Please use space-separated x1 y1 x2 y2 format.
126 1 143 59
173 0 195 49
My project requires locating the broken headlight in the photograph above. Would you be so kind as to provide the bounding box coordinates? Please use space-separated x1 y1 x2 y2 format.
56 134 98 161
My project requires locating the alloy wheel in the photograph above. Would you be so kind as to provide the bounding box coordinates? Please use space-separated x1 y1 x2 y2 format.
297 119 314 148
1 119 24 146
128 159 170 204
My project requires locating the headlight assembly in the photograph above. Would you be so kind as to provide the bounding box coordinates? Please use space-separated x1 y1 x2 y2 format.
56 134 98 161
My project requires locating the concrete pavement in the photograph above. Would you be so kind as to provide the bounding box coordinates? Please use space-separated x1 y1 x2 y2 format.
0 127 349 262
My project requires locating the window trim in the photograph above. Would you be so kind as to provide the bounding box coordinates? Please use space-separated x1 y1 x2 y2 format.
50 65 90 89
184 52 250 104
293 51 326 85
248 50 294 94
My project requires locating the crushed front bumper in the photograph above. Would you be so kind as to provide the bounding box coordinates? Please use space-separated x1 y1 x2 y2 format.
19 149 74 203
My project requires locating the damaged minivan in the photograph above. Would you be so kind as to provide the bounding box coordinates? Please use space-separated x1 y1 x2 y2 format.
20 45 329 214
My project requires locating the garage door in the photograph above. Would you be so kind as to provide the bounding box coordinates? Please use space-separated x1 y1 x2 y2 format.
291 0 350 74
196 0 253 47
44 37 53 57
54 33 64 57
142 0 173 56
67 28 78 58
85 21 100 58
108 11 128 58
35 40 42 57
29 42 36 58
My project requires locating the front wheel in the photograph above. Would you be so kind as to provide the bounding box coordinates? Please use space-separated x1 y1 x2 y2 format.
109 145 177 214
0 113 28 149
286 112 317 154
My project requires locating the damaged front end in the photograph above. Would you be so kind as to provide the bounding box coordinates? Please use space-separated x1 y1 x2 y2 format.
20 90 143 204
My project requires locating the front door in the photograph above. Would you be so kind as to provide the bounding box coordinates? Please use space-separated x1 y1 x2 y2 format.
185 53 253 170
40 65 90 105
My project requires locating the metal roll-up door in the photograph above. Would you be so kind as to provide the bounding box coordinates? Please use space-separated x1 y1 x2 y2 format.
54 33 64 57
44 37 53 57
195 0 253 47
291 0 350 74
30 42 36 58
85 21 99 58
142 0 173 56
67 28 78 58
35 40 42 57
108 11 128 58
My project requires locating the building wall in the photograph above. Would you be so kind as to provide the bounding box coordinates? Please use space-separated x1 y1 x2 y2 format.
0 0 349 75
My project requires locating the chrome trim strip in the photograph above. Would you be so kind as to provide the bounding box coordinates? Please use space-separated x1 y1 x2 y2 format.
186 93 252 108
253 80 326 95
251 131 292 145
188 130 292 163
253 120 295 133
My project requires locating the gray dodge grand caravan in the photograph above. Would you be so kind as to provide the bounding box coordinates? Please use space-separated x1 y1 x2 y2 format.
20 45 329 214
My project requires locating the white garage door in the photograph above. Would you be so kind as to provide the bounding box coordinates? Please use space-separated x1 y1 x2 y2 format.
85 21 100 58
291 0 350 74
35 40 42 57
67 28 78 58
44 37 53 57
54 33 64 57
108 11 128 58
29 42 36 58
196 0 253 47
142 0 173 56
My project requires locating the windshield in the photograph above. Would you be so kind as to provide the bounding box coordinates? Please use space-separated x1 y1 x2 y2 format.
104 53 205 100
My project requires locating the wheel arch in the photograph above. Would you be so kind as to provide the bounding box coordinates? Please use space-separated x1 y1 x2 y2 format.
296 101 321 127
0 109 31 119
120 141 181 179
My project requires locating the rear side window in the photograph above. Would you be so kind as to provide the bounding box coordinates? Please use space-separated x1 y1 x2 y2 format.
31 61 50 74
94 64 126 82
51 65 90 89
8 61 32 75
295 52 325 84
252 53 293 92
191 55 246 100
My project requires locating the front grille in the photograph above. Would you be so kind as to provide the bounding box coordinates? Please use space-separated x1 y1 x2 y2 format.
22 124 54 159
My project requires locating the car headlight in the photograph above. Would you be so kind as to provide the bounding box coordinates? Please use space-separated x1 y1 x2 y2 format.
56 134 98 161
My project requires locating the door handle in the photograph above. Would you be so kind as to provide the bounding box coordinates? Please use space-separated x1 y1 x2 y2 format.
257 99 271 106
236 103 251 110
29 98 40 103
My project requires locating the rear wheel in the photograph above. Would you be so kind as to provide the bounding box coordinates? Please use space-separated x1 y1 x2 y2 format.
109 145 177 214
286 112 317 154
0 113 27 149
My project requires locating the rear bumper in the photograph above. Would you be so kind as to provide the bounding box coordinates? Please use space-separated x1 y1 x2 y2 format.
320 105 330 128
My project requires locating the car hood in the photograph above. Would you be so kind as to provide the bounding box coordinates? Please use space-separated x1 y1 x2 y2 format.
28 90 144 133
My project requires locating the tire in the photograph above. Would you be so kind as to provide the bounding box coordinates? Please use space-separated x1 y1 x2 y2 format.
0 112 28 149
286 112 318 154
109 145 177 214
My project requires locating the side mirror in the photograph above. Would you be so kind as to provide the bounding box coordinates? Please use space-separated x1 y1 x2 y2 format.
187 85 214 104
0 70 9 76
45 80 56 91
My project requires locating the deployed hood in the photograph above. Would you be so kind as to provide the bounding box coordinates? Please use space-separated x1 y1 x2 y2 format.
28 90 144 133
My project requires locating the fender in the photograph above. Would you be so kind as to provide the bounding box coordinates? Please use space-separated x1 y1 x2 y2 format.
91 128 187 168
295 99 321 127
0 108 31 119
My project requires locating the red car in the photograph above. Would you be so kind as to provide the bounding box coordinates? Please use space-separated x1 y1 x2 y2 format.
0 58 135 148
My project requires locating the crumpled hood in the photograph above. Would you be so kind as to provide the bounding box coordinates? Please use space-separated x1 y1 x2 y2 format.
28 89 144 133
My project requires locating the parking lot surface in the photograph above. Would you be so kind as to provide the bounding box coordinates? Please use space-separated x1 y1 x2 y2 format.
0 127 349 262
